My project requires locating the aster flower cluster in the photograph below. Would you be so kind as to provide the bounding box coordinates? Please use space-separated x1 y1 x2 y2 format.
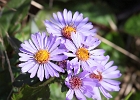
19 9 121 100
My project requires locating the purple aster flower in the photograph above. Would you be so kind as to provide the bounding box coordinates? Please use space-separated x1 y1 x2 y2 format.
87 55 121 100
63 33 106 70
44 9 96 40
65 62 96 100
18 32 67 81
58 60 67 69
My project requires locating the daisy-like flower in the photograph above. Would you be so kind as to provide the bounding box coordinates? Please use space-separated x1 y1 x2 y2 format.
87 55 121 100
18 32 67 81
63 33 106 71
65 62 96 100
44 9 96 40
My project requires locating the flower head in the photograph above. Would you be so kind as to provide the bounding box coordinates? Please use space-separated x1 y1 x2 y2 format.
65 62 96 100
44 9 96 40
64 33 106 70
87 56 122 100
18 32 67 81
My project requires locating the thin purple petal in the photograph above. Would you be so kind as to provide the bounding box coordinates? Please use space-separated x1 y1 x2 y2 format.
66 89 74 100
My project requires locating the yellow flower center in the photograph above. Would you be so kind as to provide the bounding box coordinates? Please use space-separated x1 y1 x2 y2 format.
76 47 89 61
62 25 76 39
34 49 50 64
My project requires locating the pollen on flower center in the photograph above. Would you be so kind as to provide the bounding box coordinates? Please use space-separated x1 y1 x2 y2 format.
62 25 76 39
69 76 82 89
34 49 50 64
76 47 89 61
89 71 102 81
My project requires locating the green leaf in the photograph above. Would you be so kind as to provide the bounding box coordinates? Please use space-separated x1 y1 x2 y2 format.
0 70 12 100
124 91 133 100
14 21 31 42
56 0 116 26
8 23 21 34
7 36 22 52
49 82 66 100
128 90 140 100
10 0 31 24
61 83 68 92
124 14 140 36
13 73 39 87
0 0 31 36
12 85 50 100
34 9 59 32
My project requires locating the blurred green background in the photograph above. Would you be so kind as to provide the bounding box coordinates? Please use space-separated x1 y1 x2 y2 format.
0 0 140 100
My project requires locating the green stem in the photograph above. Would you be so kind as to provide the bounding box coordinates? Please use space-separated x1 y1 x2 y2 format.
39 77 55 87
